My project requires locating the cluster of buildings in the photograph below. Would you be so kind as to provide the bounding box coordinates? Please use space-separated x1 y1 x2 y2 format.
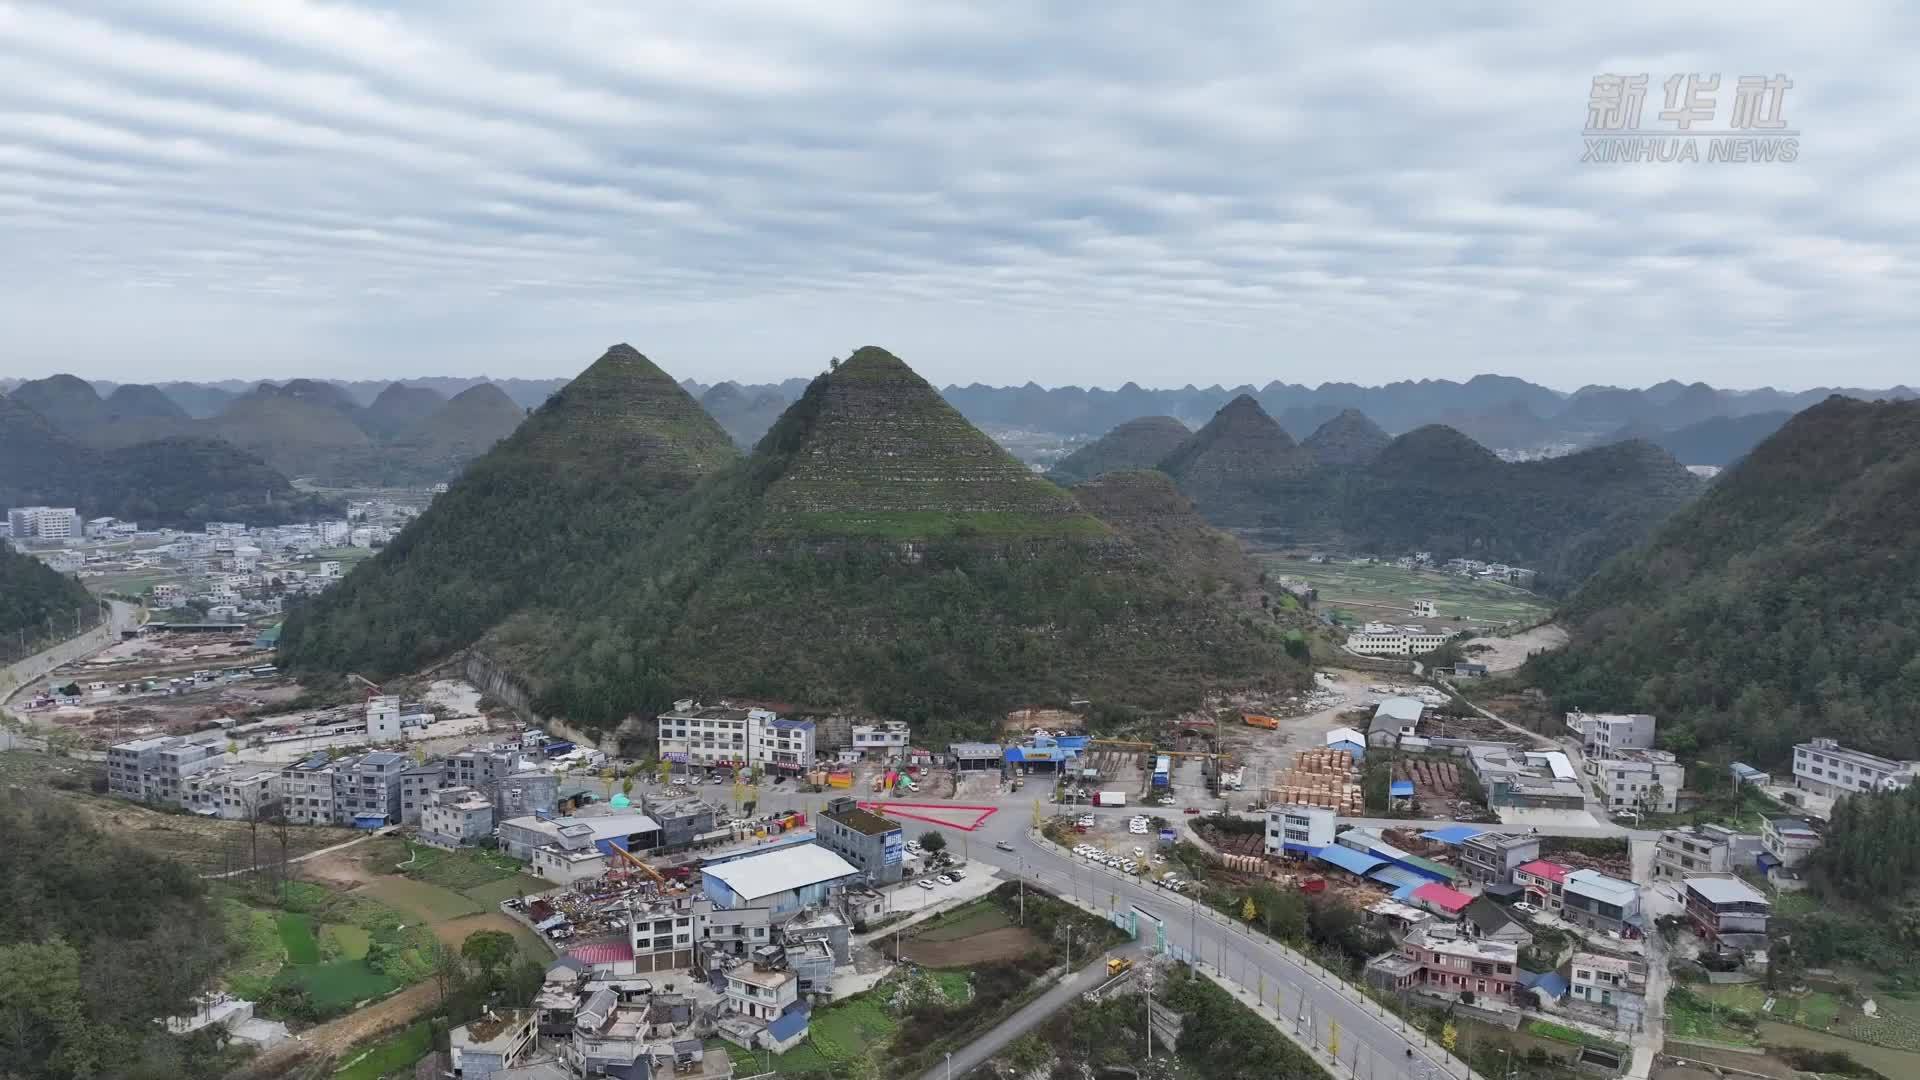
655 700 817 775
6 505 82 541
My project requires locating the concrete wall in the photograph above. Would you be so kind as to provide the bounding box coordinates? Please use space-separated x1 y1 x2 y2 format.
0 600 133 706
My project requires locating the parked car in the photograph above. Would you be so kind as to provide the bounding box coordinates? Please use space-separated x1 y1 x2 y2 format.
1183 807 1201 815
1513 902 1539 915
917 879 936 890
936 874 956 886
995 841 1015 852
671 776 688 786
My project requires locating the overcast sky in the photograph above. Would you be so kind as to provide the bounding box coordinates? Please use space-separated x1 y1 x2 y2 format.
1 2 1914 390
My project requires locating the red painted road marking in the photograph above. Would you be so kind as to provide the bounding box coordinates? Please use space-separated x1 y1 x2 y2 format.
857 801 999 831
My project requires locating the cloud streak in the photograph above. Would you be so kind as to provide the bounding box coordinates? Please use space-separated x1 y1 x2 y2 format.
0 0 1913 389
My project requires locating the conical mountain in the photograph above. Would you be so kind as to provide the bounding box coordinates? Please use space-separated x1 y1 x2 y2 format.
487 347 1300 729
1367 424 1502 478
508 344 735 476
1531 396 1920 762
1302 408 1391 466
759 347 1102 538
1048 416 1192 485
1158 394 1313 524
0 393 87 506
1069 469 1255 589
205 381 373 478
278 346 741 679
361 382 447 440
9 374 104 432
102 383 190 423
701 381 791 449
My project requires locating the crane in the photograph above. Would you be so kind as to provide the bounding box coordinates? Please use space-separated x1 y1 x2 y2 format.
609 844 685 894
348 672 384 703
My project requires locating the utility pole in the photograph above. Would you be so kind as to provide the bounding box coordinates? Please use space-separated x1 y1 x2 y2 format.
1018 859 1025 926
1142 964 1155 1060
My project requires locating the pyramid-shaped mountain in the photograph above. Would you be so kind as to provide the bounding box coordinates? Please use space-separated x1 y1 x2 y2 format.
205 381 374 479
1069 469 1255 589
9 374 105 433
1531 396 1920 762
759 347 1103 538
361 382 447 440
1302 408 1391 467
1157 394 1314 524
1048 416 1192 485
476 346 1301 731
278 346 740 678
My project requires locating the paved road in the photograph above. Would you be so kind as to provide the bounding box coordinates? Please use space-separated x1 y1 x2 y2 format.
921 943 1145 1080
1 599 140 708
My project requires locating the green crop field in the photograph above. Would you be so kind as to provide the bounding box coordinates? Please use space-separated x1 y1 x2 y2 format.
355 876 482 922
1260 556 1553 628
323 923 371 960
282 959 398 1009
277 913 320 964
334 1021 432 1080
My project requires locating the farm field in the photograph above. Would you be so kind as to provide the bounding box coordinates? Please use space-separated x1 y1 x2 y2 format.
219 881 437 1018
1261 556 1553 628
900 898 1043 967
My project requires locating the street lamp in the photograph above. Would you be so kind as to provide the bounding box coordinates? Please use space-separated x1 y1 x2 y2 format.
944 1050 952 1080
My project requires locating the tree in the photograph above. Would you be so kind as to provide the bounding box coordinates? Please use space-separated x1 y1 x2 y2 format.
1240 895 1259 923
461 930 518 989
918 831 947 854
1441 1021 1458 1053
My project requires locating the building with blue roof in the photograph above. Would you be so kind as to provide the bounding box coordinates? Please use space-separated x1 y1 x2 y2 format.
1420 825 1488 846
1313 845 1389 878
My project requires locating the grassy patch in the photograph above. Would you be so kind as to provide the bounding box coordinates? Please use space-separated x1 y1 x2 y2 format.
910 900 1012 942
401 842 524 892
1523 1020 1627 1052
931 970 971 1003
280 959 398 1009
1260 555 1552 627
461 874 549 908
324 923 371 961
222 900 286 995
277 913 321 964
355 876 482 922
1667 990 1758 1046
332 1019 432 1080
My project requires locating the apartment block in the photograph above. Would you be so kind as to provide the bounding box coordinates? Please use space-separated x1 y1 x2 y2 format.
105 735 225 808
1590 748 1684 814
1266 805 1338 855
1792 738 1918 796
180 767 280 820
1760 817 1821 870
1459 832 1541 885
657 700 816 774
1653 824 1762 881
816 797 905 885
848 721 910 758
1565 711 1656 756
1366 925 1520 1002
276 752 340 825
398 760 449 824
418 786 494 849
335 751 406 825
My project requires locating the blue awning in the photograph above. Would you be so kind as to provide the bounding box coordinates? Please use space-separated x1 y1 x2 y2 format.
1368 865 1429 891
1313 845 1388 877
1420 825 1488 845
1756 852 1781 870
1389 780 1415 797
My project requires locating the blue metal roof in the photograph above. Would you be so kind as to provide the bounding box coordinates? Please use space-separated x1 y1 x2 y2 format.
1532 973 1570 1000
1328 740 1366 757
1389 780 1415 796
767 1001 811 1041
1367 865 1429 890
1313 845 1389 876
1419 825 1488 845
771 717 814 731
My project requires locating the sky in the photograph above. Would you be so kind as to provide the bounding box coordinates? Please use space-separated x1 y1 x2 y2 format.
1 2 1915 391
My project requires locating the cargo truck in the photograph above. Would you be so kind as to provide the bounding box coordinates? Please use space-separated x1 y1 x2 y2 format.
1095 790 1127 807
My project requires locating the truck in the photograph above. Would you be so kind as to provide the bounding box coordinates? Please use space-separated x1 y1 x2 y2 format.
1242 713 1280 729
1152 755 1171 787
1095 790 1127 807
1106 956 1134 976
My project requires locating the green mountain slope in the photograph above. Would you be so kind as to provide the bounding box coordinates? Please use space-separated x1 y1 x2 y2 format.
361 382 448 440
277 345 737 677
204 383 374 479
1301 408 1391 466
496 347 1300 731
1 543 95 647
701 382 791 449
7 373 104 432
1528 396 1920 763
1047 416 1191 485
1158 395 1315 524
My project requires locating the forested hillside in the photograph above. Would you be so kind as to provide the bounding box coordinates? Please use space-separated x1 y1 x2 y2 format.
494 347 1301 731
1528 396 1920 763
1047 416 1191 484
0 792 231 1080
277 345 739 678
0 545 95 652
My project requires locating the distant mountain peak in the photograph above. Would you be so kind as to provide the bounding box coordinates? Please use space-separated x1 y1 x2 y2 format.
1048 416 1191 486
1302 408 1391 466
506 344 737 477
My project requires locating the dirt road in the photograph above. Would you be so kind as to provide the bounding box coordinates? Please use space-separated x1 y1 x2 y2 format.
231 981 438 1079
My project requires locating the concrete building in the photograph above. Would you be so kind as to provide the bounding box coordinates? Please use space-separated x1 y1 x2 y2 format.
1366 925 1520 1002
1514 860 1569 912
848 721 910 759
419 786 495 849
498 808 662 862
1569 952 1648 1027
701 845 860 915
627 895 700 973
180 767 279 821
1590 748 1684 814
1683 876 1770 954
398 760 449 824
948 742 1003 771
1266 804 1338 855
107 735 175 801
1760 817 1822 870
366 695 401 742
639 793 724 851
815 797 905 885
1792 738 1918 796
106 735 227 808
1368 697 1425 747
753 716 816 775
1467 745 1586 810
1564 711 1656 756
335 751 407 826
6 506 80 541
493 763 560 821
1459 832 1541 885
1345 623 1451 658
727 961 798 1024
276 752 339 825
699 903 774 962
1653 825 1762 881
1561 870 1642 937
448 1009 537 1079
655 701 760 771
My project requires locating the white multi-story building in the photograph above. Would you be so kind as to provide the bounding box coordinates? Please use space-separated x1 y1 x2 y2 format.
1344 623 1452 657
1792 738 1918 796
1761 816 1822 869
276 753 340 825
1266 805 1337 854
657 700 815 773
151 583 186 608
1652 824 1762 881
106 735 227 808
7 506 80 540
1569 952 1647 1026
367 695 401 741
318 521 349 545
180 767 280 820
1588 748 1684 814
1565 711 1657 756
726 961 798 1024
848 721 911 759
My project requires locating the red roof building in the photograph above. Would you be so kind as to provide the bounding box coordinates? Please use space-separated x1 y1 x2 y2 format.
1514 860 1570 911
1410 882 1473 916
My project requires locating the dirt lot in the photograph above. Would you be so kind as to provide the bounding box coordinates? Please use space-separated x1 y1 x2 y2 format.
232 980 438 1080
1458 623 1568 672
1218 668 1361 799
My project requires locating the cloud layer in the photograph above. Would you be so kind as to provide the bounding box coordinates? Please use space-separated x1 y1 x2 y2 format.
1 1 1913 388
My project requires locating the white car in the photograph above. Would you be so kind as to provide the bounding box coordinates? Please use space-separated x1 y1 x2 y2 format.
936 874 956 886
671 776 688 786
917 879 936 890
1513 902 1539 915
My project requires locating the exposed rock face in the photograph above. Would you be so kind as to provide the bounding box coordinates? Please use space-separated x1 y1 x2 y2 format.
1157 394 1314 523
762 347 1104 537
1048 416 1192 485
1301 408 1391 467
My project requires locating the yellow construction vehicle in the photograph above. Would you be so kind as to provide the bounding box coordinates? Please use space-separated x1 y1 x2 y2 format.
1107 956 1134 976
610 844 686 893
